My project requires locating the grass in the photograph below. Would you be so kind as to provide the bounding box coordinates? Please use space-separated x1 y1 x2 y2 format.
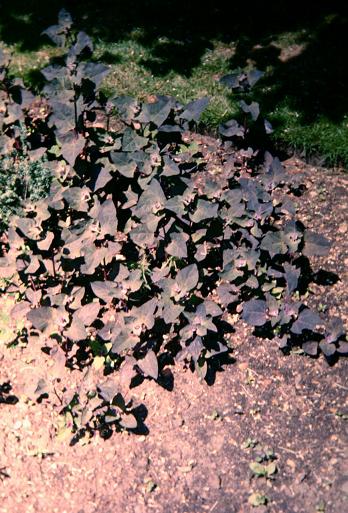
2 19 348 168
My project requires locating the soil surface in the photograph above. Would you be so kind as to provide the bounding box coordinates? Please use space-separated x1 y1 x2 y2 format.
0 153 347 513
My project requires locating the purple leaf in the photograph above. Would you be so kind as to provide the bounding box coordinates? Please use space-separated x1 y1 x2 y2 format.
302 341 318 356
291 309 322 335
242 299 268 326
61 133 85 167
303 231 331 257
76 302 100 326
137 350 158 380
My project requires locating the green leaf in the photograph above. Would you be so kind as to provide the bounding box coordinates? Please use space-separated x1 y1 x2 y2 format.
249 462 266 477
248 492 268 507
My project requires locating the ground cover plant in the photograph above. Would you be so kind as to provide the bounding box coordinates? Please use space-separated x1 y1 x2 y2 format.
0 11 346 441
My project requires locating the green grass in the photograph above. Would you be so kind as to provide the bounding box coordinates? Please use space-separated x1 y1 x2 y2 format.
2 28 348 168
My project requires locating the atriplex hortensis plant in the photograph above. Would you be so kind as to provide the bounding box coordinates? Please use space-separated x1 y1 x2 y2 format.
0 10 346 439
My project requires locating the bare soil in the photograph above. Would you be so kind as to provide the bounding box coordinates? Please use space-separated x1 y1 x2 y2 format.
0 153 347 513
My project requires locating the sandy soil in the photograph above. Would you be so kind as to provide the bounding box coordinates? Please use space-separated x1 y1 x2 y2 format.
0 155 347 513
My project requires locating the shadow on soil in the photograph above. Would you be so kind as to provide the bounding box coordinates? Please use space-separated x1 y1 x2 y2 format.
0 382 18 405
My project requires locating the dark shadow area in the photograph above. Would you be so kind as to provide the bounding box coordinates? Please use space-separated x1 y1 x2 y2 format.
205 351 236 386
0 1 347 129
231 14 348 125
312 269 339 286
130 404 149 435
0 382 19 405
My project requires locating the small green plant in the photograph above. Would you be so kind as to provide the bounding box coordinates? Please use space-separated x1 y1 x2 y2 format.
242 438 258 449
0 150 51 231
0 50 52 232
249 447 277 480
249 460 277 479
248 491 269 507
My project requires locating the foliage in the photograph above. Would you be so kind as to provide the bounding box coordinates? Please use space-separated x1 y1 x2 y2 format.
0 50 52 231
0 150 51 231
0 11 346 439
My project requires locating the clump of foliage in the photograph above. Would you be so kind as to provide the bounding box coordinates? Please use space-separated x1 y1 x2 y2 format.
0 11 346 439
0 147 51 231
0 50 52 231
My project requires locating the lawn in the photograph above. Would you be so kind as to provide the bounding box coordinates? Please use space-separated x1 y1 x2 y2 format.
0 1 347 167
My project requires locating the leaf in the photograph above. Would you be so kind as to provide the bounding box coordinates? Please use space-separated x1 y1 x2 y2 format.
62 186 89 211
190 200 219 223
175 264 199 297
119 414 137 429
37 232 54 251
248 492 268 507
25 288 42 305
110 96 138 121
49 101 75 134
97 382 118 403
217 283 238 307
94 167 113 191
61 133 85 166
319 340 336 357
122 128 148 152
97 198 118 235
249 462 266 476
337 341 348 355
302 341 318 356
219 72 242 89
111 331 139 354
264 119 274 134
326 317 345 343
137 350 158 380
70 31 93 57
76 302 100 326
283 263 300 294
265 462 277 476
110 151 137 177
65 315 87 341
247 69 265 87
291 309 322 335
261 231 287 258
239 100 260 121
135 179 166 218
181 97 209 121
76 62 109 87
219 119 244 138
41 65 66 82
242 300 268 326
158 124 183 133
15 218 41 240
162 155 180 176
166 232 188 258
162 302 184 324
137 97 171 127
91 281 118 302
11 301 31 320
303 231 331 257
27 307 57 333
58 8 73 28
130 223 156 248
119 357 137 389
42 25 66 47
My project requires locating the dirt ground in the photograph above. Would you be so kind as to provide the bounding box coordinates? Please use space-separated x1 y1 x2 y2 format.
0 155 347 513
